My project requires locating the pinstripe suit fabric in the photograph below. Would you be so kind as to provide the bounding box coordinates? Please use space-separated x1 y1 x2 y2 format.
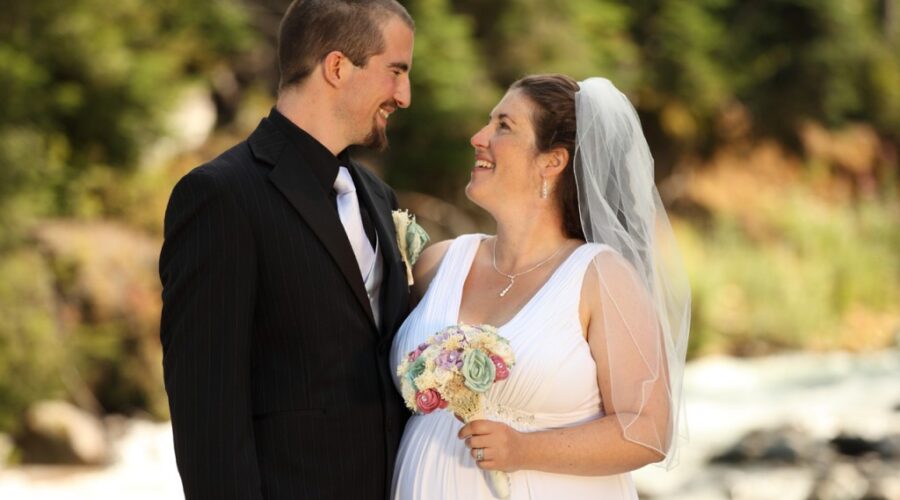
160 113 410 499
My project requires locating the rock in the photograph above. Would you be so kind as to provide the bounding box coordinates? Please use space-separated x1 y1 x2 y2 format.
810 464 869 500
31 220 169 418
830 434 882 458
710 426 827 465
31 220 161 326
874 435 900 460
142 83 217 168
831 433 900 460
19 400 110 465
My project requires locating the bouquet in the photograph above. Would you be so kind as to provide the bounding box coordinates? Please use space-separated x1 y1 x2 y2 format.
396 323 515 498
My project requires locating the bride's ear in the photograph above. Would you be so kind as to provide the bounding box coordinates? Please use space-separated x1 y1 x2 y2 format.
541 147 570 179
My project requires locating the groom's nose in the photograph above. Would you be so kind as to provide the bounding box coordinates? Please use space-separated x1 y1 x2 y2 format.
394 76 411 109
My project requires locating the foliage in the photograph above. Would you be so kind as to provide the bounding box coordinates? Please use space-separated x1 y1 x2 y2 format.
0 251 66 433
683 191 900 357
383 0 499 193
0 0 897 432
723 0 900 141
0 0 253 230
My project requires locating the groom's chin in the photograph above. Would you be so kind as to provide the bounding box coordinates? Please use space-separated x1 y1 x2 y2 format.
361 127 389 152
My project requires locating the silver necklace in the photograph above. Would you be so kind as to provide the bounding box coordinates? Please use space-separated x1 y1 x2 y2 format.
491 239 566 297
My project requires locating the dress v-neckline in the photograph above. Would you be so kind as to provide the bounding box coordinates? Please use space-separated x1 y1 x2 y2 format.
454 234 586 330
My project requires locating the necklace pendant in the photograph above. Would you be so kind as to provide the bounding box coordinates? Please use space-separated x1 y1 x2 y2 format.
499 279 514 297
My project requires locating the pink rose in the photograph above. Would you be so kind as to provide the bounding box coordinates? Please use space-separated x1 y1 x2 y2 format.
408 343 429 362
415 389 445 414
490 354 509 381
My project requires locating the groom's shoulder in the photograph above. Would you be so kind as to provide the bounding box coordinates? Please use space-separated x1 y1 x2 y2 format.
185 138 267 188
351 160 399 202
188 116 285 185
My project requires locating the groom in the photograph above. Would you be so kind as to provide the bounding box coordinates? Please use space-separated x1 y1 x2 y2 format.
159 1 415 498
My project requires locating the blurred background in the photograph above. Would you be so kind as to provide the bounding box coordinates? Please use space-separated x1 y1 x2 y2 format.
0 0 898 498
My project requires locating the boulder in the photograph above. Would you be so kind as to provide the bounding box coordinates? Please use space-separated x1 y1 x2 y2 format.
830 433 882 458
831 433 900 460
710 426 828 465
19 400 110 465
31 220 168 418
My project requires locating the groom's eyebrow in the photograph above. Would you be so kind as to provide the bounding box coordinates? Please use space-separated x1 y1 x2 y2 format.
388 62 410 72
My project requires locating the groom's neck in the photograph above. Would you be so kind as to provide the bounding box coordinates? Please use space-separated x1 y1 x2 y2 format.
276 85 348 156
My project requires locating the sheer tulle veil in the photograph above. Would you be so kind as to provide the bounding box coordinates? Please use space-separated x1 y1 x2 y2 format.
574 77 691 469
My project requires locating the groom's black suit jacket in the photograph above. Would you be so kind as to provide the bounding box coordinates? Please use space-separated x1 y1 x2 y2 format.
159 109 410 500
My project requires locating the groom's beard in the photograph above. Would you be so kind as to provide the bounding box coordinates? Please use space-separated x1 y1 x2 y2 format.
362 118 389 152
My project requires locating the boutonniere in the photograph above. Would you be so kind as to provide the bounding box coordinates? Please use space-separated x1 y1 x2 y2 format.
392 209 430 286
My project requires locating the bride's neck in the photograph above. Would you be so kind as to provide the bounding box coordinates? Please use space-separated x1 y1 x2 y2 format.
493 215 570 271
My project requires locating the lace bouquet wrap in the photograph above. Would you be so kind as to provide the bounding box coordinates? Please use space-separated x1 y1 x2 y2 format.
396 323 515 498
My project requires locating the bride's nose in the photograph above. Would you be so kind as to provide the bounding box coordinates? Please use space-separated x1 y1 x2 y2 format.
470 124 490 149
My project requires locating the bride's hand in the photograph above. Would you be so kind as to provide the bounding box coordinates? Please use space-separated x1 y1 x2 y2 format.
458 419 525 472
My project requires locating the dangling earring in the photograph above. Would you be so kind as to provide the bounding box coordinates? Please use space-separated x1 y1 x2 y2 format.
540 178 549 199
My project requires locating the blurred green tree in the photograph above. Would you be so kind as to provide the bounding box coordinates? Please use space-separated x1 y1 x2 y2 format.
453 0 640 87
0 0 253 240
724 0 900 143
383 0 500 196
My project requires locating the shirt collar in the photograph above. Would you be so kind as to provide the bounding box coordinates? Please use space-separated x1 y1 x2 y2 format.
268 107 351 195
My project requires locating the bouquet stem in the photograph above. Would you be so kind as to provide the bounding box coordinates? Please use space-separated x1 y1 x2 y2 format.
467 412 510 499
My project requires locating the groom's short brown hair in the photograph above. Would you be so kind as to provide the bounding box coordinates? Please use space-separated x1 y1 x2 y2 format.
278 0 414 90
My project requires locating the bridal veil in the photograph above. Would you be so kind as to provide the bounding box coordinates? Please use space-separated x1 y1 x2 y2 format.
574 78 691 469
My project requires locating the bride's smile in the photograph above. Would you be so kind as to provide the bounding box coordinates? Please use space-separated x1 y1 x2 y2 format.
466 89 558 216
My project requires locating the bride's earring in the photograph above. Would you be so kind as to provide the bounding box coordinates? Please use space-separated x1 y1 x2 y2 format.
540 178 549 199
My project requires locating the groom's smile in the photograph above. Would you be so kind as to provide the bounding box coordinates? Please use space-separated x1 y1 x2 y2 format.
342 16 413 151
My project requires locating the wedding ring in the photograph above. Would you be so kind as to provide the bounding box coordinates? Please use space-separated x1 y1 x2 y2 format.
475 448 485 462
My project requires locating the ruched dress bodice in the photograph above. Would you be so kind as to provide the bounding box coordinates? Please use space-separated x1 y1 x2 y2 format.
390 234 638 499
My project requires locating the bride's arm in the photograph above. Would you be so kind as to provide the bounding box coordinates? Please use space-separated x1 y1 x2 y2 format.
460 250 671 476
409 239 453 306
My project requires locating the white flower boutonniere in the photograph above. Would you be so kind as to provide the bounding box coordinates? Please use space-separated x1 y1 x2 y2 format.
392 209 430 286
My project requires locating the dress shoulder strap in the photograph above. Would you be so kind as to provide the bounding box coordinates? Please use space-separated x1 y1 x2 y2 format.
547 242 616 309
419 233 486 311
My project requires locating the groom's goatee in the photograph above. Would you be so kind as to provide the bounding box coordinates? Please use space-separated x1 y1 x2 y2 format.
364 126 389 152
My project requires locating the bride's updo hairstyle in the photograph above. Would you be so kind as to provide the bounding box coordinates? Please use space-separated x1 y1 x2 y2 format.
510 74 584 241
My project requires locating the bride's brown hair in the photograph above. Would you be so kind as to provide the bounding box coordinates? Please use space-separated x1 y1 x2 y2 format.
510 74 584 241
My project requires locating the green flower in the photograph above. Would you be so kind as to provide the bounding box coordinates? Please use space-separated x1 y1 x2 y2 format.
392 209 431 286
461 350 496 393
406 219 429 265
405 355 427 391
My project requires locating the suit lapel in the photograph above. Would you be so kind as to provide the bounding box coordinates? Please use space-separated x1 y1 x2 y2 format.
251 120 377 330
349 163 406 337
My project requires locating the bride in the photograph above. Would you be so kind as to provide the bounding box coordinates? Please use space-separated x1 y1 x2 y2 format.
390 75 691 499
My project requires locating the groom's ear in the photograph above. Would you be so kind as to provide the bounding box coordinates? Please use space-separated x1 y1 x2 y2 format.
321 50 352 88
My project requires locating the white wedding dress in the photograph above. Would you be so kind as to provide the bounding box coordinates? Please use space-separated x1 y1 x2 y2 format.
390 234 638 499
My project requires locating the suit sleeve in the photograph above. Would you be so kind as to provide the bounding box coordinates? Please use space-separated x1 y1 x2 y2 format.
159 170 263 500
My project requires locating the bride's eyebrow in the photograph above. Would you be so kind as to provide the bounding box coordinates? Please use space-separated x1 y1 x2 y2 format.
489 112 517 125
